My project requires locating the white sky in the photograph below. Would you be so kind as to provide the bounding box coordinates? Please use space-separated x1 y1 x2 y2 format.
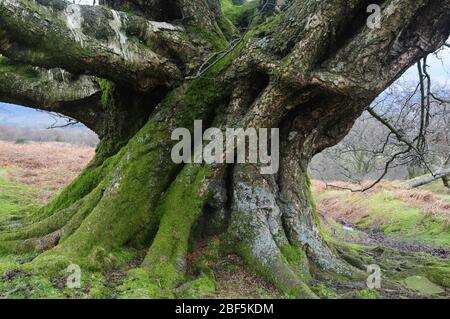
401 46 450 87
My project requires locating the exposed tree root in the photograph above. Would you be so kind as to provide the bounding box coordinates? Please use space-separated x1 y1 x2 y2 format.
0 186 104 242
219 164 361 298
140 165 213 288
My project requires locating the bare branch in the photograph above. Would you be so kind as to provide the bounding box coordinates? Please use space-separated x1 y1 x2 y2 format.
0 57 104 131
367 107 434 175
326 147 412 193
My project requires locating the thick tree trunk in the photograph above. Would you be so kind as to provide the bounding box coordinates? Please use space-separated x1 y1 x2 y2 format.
0 0 449 298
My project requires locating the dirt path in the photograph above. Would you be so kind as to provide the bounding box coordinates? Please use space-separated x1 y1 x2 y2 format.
364 231 450 259
322 215 450 259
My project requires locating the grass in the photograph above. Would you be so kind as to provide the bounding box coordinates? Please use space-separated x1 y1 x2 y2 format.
0 141 95 201
0 168 40 219
220 0 259 26
313 181 450 247
359 192 449 246
419 180 450 202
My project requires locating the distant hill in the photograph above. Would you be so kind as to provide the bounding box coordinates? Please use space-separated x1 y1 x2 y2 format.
0 103 98 146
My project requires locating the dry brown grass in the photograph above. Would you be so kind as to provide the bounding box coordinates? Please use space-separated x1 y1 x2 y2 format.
0 141 94 201
313 179 450 226
395 189 450 219
312 180 370 226
318 197 369 223
311 180 398 193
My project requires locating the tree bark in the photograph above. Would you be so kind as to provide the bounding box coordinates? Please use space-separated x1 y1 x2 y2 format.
0 0 449 298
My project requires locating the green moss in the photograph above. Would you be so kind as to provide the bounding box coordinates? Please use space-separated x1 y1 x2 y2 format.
117 268 174 299
220 0 259 27
419 266 450 288
97 78 112 109
280 244 303 265
311 284 338 299
175 275 216 298
357 288 380 299
403 276 445 295
255 13 283 33
230 241 316 299
279 244 311 282
0 57 39 79
0 170 40 220
141 165 212 288
193 240 220 279
189 25 228 51
0 253 114 299
0 273 62 299
305 174 321 226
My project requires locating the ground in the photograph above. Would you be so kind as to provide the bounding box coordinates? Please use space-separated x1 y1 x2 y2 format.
0 141 448 299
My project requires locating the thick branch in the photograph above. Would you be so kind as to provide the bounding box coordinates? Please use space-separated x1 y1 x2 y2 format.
0 57 104 131
0 0 191 91
316 0 450 96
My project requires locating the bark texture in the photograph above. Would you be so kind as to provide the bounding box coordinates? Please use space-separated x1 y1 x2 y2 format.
0 0 449 298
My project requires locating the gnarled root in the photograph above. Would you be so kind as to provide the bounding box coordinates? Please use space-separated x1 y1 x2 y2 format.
221 163 363 298
140 164 214 288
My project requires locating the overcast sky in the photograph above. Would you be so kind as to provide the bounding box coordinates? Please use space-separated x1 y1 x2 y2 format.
402 46 450 87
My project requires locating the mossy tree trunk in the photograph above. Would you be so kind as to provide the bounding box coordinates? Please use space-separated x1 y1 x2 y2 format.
0 0 449 298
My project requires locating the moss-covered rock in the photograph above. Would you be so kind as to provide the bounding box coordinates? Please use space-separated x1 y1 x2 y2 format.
403 276 445 295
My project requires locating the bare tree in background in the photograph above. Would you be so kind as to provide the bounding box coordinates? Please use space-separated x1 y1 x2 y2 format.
311 48 450 190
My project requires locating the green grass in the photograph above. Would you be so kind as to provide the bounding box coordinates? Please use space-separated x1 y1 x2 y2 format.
314 185 450 248
220 0 259 26
359 192 449 246
0 253 115 299
0 169 40 221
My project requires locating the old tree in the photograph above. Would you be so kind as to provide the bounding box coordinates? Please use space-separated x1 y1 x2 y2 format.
0 0 449 298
